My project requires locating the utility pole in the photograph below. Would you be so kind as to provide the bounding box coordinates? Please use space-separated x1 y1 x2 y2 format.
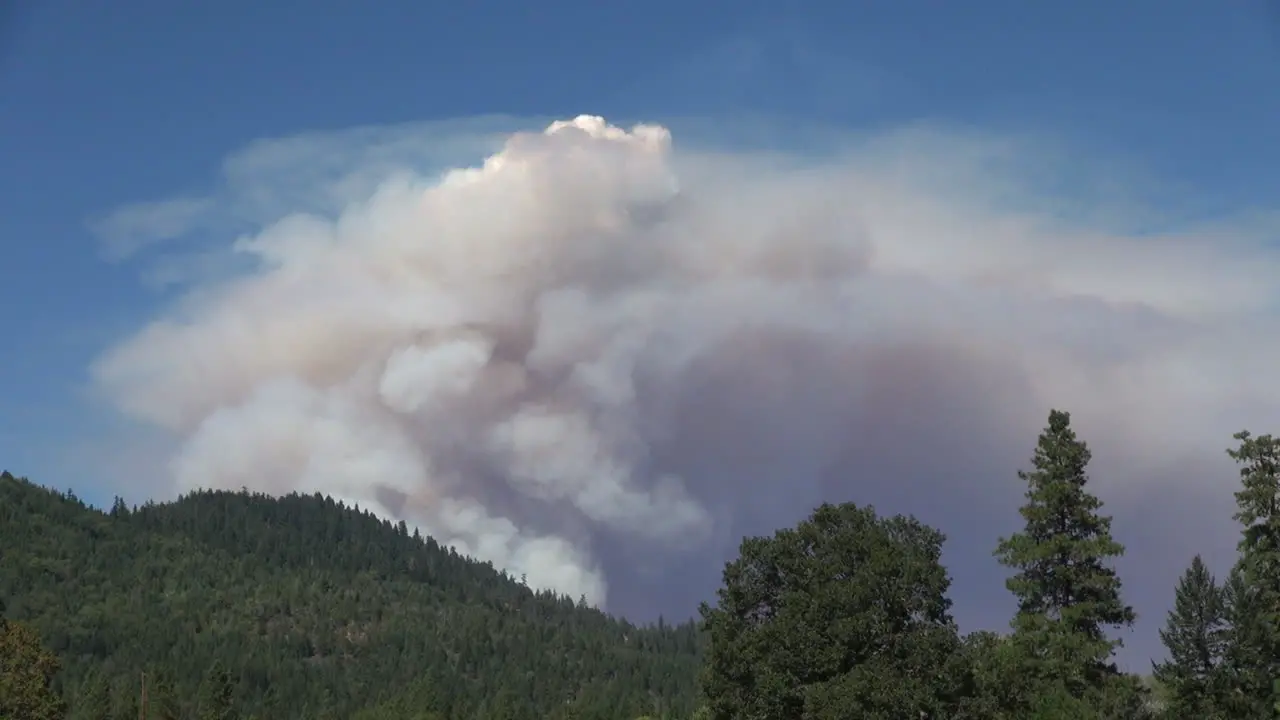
139 670 148 720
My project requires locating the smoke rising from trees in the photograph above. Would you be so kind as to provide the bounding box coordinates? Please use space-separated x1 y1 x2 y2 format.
90 116 1280 660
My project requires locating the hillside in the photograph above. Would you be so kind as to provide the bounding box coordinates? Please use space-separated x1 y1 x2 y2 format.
0 471 701 720
8 410 1279 718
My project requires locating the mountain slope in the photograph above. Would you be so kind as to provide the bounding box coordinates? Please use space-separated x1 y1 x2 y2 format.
0 471 700 719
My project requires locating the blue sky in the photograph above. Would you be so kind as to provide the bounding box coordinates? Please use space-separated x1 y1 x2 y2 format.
2 0 1280 667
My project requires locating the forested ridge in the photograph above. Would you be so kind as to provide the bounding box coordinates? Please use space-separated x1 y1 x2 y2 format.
0 473 700 719
3 409 1280 718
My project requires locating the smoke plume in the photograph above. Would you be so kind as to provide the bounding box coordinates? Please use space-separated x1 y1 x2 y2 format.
92 116 1280 657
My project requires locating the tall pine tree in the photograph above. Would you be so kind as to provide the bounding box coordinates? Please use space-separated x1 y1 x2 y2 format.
1222 431 1280 715
197 660 236 720
993 409 1142 713
147 669 182 720
1153 555 1227 718
111 679 139 720
1220 564 1268 718
76 670 112 720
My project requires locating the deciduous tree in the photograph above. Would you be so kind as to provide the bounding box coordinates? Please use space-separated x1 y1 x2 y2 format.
699 502 963 720
0 609 67 720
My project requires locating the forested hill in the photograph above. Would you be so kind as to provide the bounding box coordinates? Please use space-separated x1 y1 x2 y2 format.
0 471 701 720
12 410 1280 718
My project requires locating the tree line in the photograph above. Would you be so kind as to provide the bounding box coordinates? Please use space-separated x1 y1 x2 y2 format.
2 409 1278 718
696 411 1280 719
0 474 700 719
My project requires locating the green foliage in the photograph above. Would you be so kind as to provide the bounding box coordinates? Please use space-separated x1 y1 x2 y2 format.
0 612 67 720
15 408 1280 720
0 474 700 720
698 502 965 719
147 670 182 720
197 660 236 720
1152 555 1229 718
991 409 1141 717
1221 431 1280 715
72 670 110 720
110 679 138 720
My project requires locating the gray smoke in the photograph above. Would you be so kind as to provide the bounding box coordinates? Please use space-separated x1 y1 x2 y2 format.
92 117 1280 660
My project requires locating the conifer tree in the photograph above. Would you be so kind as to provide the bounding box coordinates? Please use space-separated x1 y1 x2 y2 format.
111 680 139 720
77 670 112 720
1222 431 1280 714
993 409 1141 712
148 669 182 720
1219 564 1268 717
197 660 236 720
1153 555 1227 718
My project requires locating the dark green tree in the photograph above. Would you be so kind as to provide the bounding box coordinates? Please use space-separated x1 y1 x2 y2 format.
1 472 702 720
699 502 963 720
147 670 182 720
1221 431 1280 715
74 670 111 720
993 409 1143 715
197 660 236 720
1152 555 1228 718
1216 564 1261 718
111 679 139 720
952 631 1024 718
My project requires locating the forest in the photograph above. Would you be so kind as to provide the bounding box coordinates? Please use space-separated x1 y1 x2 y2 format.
2 408 1278 719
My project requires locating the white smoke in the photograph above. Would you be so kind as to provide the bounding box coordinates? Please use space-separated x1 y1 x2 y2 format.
93 115 1280 615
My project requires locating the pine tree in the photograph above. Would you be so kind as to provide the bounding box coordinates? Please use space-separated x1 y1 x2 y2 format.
148 669 182 720
197 660 236 720
77 670 112 720
1219 564 1268 717
1153 555 1227 718
1223 431 1280 714
993 409 1141 711
112 680 139 720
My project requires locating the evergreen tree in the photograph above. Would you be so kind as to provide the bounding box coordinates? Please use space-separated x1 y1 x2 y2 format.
75 670 112 720
112 679 140 720
257 683 283 720
1153 555 1227 718
147 670 182 720
1 474 703 720
1222 431 1280 715
993 409 1141 713
197 660 236 720
1219 564 1268 718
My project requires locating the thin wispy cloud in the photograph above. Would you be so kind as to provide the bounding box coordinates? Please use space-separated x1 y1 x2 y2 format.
88 113 1278 667
90 197 214 262
86 115 543 274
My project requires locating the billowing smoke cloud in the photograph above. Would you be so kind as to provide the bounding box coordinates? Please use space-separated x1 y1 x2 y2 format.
92 116 1280 661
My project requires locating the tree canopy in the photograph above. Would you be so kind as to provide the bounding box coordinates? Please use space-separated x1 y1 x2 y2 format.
991 409 1145 717
0 609 67 720
5 408 1280 719
0 471 699 720
1152 555 1228 718
699 502 964 719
